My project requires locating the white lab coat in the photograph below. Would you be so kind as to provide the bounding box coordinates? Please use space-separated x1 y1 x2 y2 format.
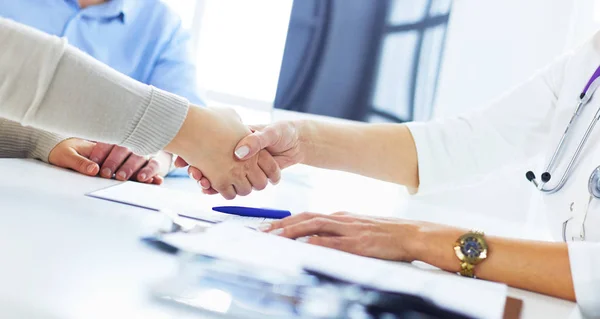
407 31 600 317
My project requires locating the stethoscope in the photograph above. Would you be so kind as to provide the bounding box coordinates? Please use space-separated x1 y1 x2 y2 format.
526 65 600 199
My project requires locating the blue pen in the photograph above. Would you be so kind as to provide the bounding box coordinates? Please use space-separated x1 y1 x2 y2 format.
212 206 291 219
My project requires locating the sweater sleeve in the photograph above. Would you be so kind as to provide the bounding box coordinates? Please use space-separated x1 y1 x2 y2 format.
0 18 189 155
405 53 570 194
0 118 65 162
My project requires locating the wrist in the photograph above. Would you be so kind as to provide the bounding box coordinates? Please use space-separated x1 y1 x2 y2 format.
295 119 316 165
165 106 206 157
410 224 465 273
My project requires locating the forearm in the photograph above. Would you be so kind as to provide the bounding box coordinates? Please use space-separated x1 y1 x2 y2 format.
0 18 188 156
411 225 575 301
298 120 419 188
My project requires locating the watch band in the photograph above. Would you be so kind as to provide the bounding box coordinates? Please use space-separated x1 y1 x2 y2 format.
459 262 476 278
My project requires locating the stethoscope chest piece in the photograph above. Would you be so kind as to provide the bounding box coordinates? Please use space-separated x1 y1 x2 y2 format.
589 165 600 199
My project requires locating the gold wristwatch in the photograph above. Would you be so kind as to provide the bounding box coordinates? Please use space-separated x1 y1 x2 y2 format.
453 231 488 278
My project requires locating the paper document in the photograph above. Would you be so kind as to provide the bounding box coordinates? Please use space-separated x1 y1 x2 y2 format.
87 182 272 228
161 223 507 319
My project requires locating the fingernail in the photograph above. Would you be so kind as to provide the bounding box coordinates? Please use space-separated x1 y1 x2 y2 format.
198 180 209 190
87 163 96 173
91 157 100 164
257 222 272 232
235 146 250 159
117 171 126 180
139 173 147 181
189 172 196 180
101 168 111 177
269 179 280 185
296 236 310 243
269 228 283 236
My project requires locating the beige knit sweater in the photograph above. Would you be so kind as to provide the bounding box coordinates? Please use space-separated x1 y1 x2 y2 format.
0 18 190 161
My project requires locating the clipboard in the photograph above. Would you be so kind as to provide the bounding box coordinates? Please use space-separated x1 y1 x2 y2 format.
504 297 523 319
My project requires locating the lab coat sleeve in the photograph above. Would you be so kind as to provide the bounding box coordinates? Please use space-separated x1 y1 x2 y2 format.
568 242 600 318
405 53 570 193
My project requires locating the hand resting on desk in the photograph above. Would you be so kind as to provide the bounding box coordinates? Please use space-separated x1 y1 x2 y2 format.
48 139 168 184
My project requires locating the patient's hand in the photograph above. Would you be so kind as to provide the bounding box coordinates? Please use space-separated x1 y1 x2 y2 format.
174 149 281 195
48 138 100 177
88 142 169 184
166 106 281 199
49 139 168 185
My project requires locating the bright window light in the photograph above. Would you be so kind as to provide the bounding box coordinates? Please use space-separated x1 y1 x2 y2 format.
164 0 293 109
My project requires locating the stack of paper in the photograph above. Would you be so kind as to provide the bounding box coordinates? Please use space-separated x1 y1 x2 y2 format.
161 223 508 319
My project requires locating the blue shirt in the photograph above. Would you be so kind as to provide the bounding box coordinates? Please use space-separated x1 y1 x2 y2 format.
0 0 204 105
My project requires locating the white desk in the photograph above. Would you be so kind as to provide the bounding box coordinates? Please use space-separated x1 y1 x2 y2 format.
0 110 578 319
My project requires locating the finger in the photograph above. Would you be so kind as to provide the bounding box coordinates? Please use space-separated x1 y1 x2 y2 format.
115 154 147 181
187 167 214 190
61 149 100 176
202 188 219 195
100 145 131 178
260 212 356 232
72 140 98 158
136 158 161 182
89 142 115 165
306 236 361 255
218 185 237 200
151 175 164 185
246 161 269 191
234 126 280 160
198 178 212 190
273 218 354 239
233 177 253 197
257 150 281 185
187 166 203 181
261 212 321 232
174 156 189 168
332 211 352 217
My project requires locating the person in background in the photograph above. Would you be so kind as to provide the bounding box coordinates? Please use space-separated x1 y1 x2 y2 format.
0 0 203 184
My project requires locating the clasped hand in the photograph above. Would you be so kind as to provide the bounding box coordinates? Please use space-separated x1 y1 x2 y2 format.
179 120 304 195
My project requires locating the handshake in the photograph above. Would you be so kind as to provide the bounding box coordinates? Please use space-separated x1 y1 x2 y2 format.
47 105 303 200
168 106 304 199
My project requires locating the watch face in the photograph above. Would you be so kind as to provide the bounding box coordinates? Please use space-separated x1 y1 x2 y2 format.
461 237 484 258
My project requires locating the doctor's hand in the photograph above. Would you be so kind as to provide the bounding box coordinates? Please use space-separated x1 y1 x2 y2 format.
233 121 304 169
258 212 462 262
165 106 281 200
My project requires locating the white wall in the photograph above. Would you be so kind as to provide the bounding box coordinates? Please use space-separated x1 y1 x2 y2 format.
435 0 574 117
416 0 600 227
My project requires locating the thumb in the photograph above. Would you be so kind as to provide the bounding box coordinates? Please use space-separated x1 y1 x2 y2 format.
234 127 279 160
67 141 100 176
73 140 97 158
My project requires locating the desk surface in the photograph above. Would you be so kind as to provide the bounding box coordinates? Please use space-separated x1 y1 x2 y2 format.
0 111 578 319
